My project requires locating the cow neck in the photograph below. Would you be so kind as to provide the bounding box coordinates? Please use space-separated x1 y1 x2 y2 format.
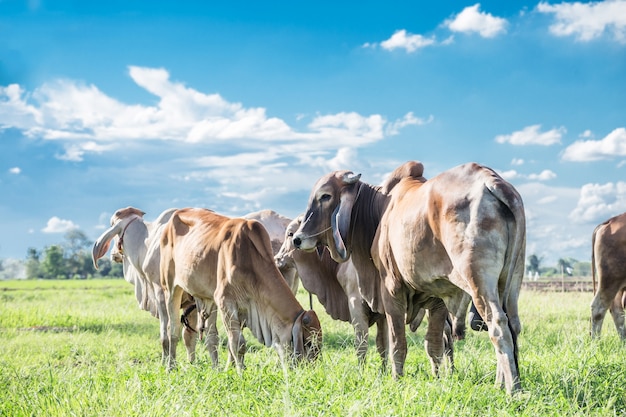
117 216 140 254
349 182 388 258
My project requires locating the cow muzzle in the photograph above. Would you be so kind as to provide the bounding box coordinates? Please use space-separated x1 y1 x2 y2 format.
292 233 317 252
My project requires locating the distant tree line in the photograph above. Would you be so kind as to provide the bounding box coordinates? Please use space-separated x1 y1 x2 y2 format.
23 230 123 280
526 254 591 279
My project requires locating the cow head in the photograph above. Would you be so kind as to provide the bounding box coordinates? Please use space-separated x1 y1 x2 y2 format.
92 207 145 269
292 310 323 361
292 171 361 263
274 215 303 271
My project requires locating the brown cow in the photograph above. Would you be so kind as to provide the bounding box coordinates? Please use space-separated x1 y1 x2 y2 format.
92 207 218 367
275 214 389 366
160 207 322 371
276 214 455 368
293 161 525 394
244 209 299 293
591 212 626 339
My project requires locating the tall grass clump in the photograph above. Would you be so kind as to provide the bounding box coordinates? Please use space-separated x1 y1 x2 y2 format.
1 279 624 416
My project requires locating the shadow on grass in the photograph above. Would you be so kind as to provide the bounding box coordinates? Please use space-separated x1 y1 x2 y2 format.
18 322 157 336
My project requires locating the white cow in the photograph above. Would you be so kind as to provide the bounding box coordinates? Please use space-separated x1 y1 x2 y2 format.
92 207 219 367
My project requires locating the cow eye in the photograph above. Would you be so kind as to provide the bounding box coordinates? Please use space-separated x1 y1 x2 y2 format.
287 232 294 237
320 194 331 203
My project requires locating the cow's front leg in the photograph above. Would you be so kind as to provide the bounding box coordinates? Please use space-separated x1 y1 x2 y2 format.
165 286 183 371
423 299 449 376
154 286 170 365
202 303 220 368
609 290 626 340
382 287 408 379
374 316 388 371
221 307 246 373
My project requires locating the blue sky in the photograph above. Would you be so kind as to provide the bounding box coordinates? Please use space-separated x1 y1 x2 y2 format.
1 0 625 268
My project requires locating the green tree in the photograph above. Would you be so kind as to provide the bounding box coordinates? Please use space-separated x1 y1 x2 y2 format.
109 261 123 278
25 247 42 279
557 258 574 277
40 245 66 279
93 257 124 278
63 230 93 279
527 254 542 275
572 261 591 277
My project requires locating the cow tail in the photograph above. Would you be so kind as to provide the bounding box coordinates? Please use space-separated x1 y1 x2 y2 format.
159 215 175 290
486 179 526 308
591 224 599 296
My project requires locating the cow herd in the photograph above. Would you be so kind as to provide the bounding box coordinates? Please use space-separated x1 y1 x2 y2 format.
91 160 626 396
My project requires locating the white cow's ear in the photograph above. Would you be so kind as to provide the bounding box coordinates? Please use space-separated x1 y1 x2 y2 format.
92 223 122 269
331 177 360 262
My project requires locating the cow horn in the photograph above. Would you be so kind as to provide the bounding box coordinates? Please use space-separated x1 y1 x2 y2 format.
342 172 361 185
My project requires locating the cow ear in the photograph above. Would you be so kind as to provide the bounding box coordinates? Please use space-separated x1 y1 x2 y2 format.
330 175 360 262
292 313 304 359
92 223 121 269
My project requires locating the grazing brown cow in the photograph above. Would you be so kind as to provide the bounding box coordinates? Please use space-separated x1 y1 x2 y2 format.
293 161 525 394
244 209 299 293
92 207 218 366
160 207 322 371
275 214 390 366
591 212 626 339
276 214 455 368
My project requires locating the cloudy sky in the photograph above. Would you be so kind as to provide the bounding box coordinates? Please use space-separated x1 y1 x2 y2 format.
1 0 625 267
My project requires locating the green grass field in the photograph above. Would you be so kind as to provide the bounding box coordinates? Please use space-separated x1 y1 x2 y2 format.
1 279 624 416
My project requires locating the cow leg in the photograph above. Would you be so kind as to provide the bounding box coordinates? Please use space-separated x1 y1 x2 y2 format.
469 301 488 331
201 303 220 368
182 308 199 363
221 306 247 373
424 300 448 377
591 290 612 339
447 292 471 340
375 316 388 371
165 286 184 371
443 314 454 371
381 287 408 379
349 304 370 365
474 295 521 394
609 290 626 340
154 286 170 365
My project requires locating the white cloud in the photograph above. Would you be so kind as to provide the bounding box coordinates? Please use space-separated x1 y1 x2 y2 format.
42 217 79 233
561 127 626 161
498 169 520 180
0 84 39 129
378 30 437 52
325 147 359 172
569 181 626 223
497 168 555 181
538 195 558 204
0 66 421 162
9 167 21 174
528 169 557 181
495 124 565 146
445 4 508 38
305 112 386 144
517 182 590 264
537 0 626 43
56 141 118 162
385 112 434 135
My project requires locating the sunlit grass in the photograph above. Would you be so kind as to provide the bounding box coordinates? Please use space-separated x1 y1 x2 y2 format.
1 280 624 416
